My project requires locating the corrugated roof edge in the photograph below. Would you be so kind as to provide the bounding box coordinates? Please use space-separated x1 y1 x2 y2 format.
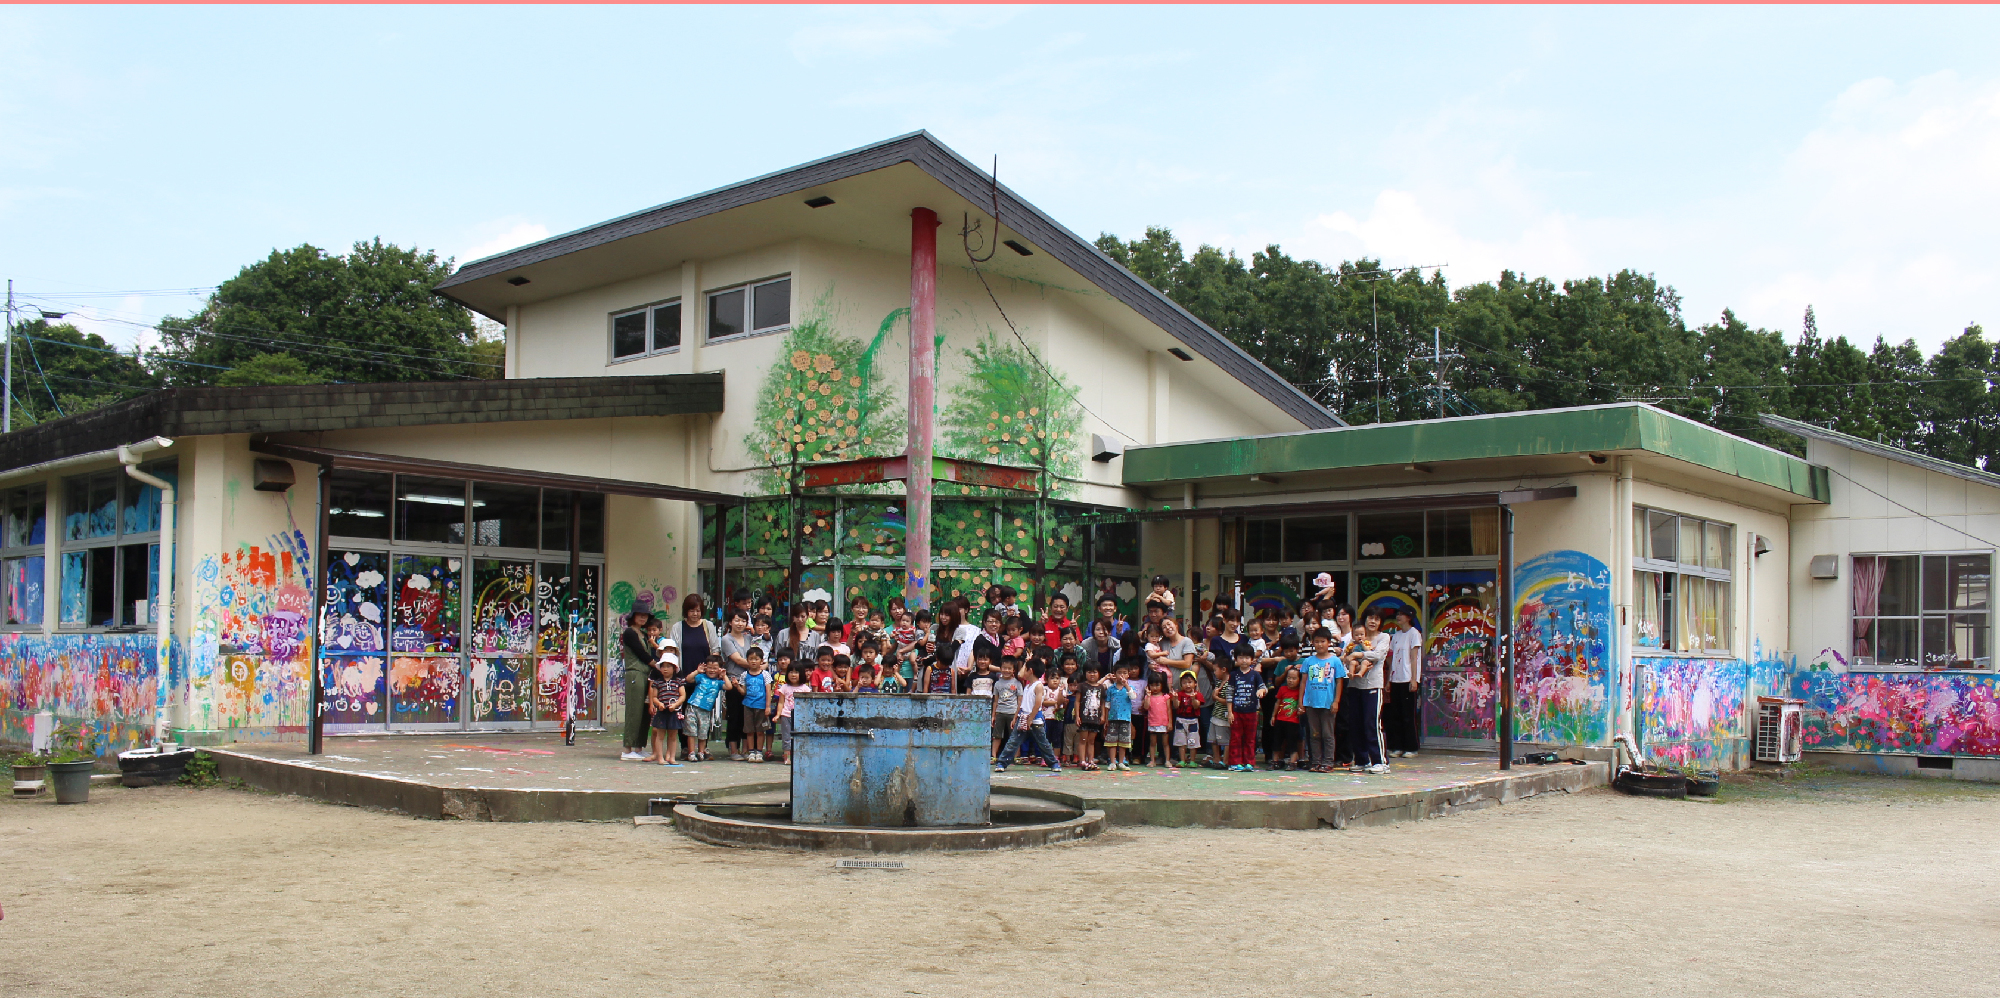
1123 402 1829 501
433 131 1340 431
1760 413 2000 491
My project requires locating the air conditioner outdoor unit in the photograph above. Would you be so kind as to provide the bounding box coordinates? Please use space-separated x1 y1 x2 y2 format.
1755 697 1804 763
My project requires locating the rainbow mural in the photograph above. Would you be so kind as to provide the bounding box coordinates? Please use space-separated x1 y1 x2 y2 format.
1510 550 1612 745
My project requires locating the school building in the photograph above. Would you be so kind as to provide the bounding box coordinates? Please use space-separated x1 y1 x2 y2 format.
0 131 1992 780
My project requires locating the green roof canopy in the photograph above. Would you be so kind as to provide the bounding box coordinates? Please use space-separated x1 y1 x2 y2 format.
1123 403 1829 502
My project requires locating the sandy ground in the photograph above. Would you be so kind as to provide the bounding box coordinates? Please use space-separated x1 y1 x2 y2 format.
4 770 1996 998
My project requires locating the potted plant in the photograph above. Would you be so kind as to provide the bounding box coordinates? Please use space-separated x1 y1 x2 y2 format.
46 747 97 805
11 752 48 798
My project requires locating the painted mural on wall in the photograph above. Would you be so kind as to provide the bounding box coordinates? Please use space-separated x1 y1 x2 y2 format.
933 332 1087 606
0 633 159 753
1510 550 1612 745
533 563 601 724
744 299 904 495
191 529 315 733
392 555 461 654
1794 666 2000 757
1639 656 1748 767
470 560 533 655
1422 570 1497 741
320 550 387 725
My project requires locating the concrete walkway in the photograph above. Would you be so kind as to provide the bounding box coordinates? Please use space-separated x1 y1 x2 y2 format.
208 729 1606 827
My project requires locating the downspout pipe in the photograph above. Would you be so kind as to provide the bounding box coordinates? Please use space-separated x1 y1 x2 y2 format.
118 436 175 748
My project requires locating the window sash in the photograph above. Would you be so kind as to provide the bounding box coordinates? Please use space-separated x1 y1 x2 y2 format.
610 299 681 361
1851 551 1993 670
705 277 792 343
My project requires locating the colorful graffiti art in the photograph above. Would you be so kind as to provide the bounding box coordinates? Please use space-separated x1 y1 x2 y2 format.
192 532 315 732
1357 572 1422 625
468 656 527 723
471 560 534 655
321 654 384 726
1639 657 1748 766
392 555 461 654
1423 570 1497 741
389 655 459 724
321 551 387 653
607 578 678 631
1794 670 2000 757
0 633 158 753
1510 550 1612 745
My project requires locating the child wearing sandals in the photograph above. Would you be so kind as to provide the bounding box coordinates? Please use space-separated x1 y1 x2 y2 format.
646 664 686 765
1074 664 1108 770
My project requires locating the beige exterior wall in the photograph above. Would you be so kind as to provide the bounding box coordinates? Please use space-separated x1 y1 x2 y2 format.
1789 439 2000 670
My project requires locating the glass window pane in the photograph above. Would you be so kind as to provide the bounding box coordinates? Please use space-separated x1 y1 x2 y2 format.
652 302 681 351
1244 519 1281 563
1285 515 1351 562
708 289 746 340
1950 613 1988 669
577 493 604 555
392 554 461 653
469 559 534 655
1356 511 1421 560
470 482 539 549
328 470 392 540
1704 578 1730 653
1869 618 1918 668
119 543 150 626
612 311 647 357
1950 555 1990 611
120 463 173 535
1703 523 1730 572
1647 510 1676 563
7 487 45 549
1468 507 1499 556
396 476 468 545
1426 509 1471 558
1634 571 1662 648
6 555 43 626
1877 555 1918 616
1632 508 1648 561
1094 521 1139 565
541 490 572 551
88 545 115 627
1677 518 1701 566
753 279 791 330
59 551 86 624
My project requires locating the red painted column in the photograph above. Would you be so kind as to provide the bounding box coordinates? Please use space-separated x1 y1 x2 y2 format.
906 207 940 611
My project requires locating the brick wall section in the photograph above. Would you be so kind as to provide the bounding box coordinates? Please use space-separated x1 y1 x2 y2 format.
0 374 723 472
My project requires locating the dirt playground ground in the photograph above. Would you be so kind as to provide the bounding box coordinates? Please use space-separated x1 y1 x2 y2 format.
4 768 1994 998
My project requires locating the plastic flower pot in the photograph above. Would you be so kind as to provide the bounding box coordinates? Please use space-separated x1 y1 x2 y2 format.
12 763 47 798
47 760 96 804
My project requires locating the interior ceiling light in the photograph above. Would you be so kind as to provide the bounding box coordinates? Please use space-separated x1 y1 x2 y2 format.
506 276 530 286
804 196 836 208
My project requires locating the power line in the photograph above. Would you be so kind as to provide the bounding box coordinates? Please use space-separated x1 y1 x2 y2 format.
20 334 232 370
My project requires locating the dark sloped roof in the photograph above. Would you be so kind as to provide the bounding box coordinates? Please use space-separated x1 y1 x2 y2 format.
437 131 1340 430
0 374 723 473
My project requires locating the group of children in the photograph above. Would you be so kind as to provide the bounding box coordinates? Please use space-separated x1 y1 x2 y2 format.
620 575 1428 776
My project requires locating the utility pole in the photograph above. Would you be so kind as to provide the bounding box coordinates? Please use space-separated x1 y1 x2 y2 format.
1371 285 1380 423
4 278 12 434
1430 326 1461 418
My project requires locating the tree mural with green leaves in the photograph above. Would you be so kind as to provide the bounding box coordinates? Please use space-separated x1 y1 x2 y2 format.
741 297 905 600
938 333 1087 608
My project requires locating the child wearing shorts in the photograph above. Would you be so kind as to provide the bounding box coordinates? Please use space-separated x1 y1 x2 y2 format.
646 668 685 766
1103 663 1136 771
740 648 772 762
1144 673 1172 767
1075 665 1108 771
1171 671 1204 768
683 659 725 762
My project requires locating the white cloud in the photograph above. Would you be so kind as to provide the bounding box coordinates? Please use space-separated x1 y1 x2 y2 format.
459 221 550 264
787 7 1019 66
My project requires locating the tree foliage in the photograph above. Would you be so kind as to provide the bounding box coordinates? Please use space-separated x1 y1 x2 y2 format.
2 319 159 426
155 239 486 385
1099 227 1995 466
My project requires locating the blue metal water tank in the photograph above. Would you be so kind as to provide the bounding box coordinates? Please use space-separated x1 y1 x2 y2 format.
790 693 991 827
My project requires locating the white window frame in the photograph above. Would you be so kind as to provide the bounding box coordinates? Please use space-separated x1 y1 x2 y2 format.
1850 549 1992 672
607 298 682 364
58 465 172 632
2 484 47 631
704 275 792 345
1632 506 1734 656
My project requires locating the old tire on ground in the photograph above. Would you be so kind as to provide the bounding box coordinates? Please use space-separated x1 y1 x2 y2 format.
1613 767 1687 799
1685 771 1721 797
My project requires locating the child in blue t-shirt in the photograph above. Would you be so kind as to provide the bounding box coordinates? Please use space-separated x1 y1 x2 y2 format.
1225 645 1268 771
1298 629 1347 772
741 648 772 763
684 658 726 762
1103 663 1136 771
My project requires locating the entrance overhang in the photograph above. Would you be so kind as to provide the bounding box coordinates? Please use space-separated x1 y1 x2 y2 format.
251 439 747 506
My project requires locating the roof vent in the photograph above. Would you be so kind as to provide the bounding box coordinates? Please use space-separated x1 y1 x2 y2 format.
804 196 836 208
1167 348 1193 361
1004 239 1033 256
506 276 530 287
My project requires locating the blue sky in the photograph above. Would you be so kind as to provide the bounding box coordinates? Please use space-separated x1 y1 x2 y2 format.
3 5 1996 356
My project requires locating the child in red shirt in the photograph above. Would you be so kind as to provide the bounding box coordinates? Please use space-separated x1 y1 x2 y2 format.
1170 671 1205 768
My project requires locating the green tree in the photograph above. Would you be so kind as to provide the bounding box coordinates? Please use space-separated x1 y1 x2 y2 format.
156 239 486 384
1921 325 1998 468
2 319 159 426
216 352 318 386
